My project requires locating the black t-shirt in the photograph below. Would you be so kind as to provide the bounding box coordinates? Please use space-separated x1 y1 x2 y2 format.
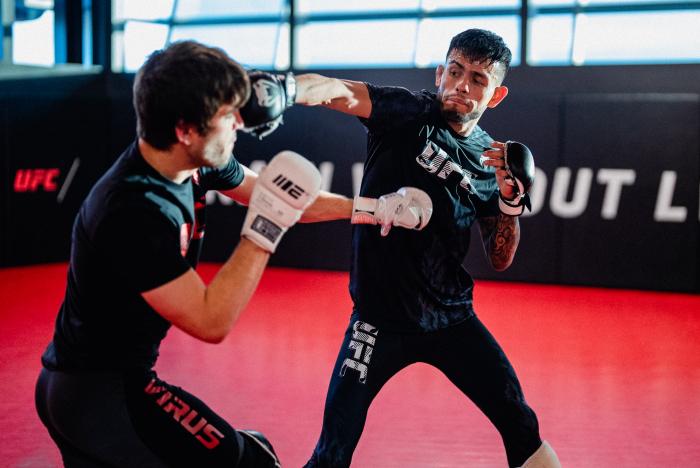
41 141 244 371
350 84 500 332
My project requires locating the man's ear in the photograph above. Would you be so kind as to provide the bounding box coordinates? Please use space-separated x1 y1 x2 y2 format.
435 65 444 88
487 85 509 108
175 121 195 145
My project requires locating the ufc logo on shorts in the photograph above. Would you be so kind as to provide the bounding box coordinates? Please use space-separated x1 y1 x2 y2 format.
272 174 305 199
340 320 378 384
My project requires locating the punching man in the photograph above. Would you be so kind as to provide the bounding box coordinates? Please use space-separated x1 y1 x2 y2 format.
295 29 561 468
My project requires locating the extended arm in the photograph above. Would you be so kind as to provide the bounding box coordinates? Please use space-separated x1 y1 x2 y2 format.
295 73 372 118
221 167 353 222
231 74 434 230
221 163 430 227
300 191 353 222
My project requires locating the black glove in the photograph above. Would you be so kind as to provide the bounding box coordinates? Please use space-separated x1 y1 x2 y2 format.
498 140 535 216
240 71 296 139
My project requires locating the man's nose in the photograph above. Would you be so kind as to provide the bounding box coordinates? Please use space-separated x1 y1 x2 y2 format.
456 78 469 94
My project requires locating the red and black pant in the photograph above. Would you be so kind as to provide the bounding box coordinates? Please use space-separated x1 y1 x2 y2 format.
35 367 280 467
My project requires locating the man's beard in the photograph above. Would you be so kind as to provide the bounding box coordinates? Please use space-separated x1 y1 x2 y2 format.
193 140 231 169
441 106 481 124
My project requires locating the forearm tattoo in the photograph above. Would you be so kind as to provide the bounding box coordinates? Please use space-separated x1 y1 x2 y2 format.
479 214 520 270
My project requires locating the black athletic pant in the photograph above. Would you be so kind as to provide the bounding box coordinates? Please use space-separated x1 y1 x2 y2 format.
35 367 280 467
305 313 542 468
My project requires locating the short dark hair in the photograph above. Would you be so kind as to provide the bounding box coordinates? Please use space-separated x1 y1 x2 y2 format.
447 29 512 81
133 40 250 150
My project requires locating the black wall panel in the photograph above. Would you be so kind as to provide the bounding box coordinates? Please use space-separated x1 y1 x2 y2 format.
1 66 699 293
1 93 112 266
558 94 699 290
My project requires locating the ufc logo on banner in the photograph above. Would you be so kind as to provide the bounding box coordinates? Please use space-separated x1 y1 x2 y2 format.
12 159 81 203
272 174 305 199
14 168 60 192
340 320 378 384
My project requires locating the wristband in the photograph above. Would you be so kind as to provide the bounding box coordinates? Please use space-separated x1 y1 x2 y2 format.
498 193 525 216
351 196 378 224
284 72 297 107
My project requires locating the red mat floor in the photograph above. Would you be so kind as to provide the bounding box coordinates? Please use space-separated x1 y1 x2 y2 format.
1 263 699 467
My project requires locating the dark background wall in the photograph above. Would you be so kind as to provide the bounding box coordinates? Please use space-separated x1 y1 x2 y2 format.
2 64 699 293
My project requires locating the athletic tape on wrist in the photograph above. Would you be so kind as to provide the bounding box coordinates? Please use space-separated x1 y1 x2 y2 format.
351 196 378 224
284 73 297 107
498 194 524 216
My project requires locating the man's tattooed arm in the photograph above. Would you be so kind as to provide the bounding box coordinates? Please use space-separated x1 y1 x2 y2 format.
477 214 520 271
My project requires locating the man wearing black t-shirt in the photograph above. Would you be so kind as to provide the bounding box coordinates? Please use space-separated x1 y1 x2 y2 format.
35 41 432 468
295 29 561 467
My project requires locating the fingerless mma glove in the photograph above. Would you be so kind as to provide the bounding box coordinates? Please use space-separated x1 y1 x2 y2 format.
352 187 433 237
498 141 535 216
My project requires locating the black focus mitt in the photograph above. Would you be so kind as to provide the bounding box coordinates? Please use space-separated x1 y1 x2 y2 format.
240 71 296 139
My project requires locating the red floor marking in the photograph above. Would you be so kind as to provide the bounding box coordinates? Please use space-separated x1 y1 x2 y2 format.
1 264 699 467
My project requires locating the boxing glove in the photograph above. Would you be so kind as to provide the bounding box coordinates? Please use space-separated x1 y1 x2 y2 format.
240 71 296 139
352 187 433 237
498 140 535 216
242 151 321 252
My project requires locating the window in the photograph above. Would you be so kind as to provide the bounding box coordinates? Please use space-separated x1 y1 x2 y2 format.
170 23 290 70
118 21 169 72
424 0 520 9
416 16 520 67
8 0 689 72
528 1 700 65
570 11 700 65
527 14 574 65
295 20 418 69
175 0 286 18
295 1 521 69
112 0 173 22
9 1 55 67
296 0 420 15
111 0 287 72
